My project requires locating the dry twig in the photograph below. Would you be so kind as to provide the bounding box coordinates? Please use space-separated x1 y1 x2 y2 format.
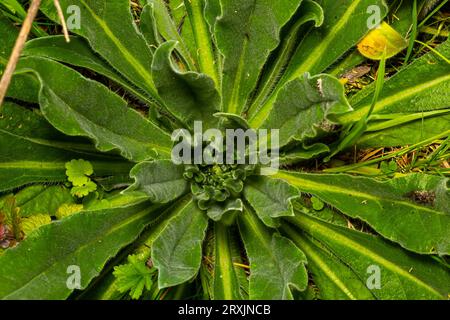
0 0 42 111
0 0 70 112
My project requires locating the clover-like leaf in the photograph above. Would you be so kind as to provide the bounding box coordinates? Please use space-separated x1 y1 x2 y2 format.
65 159 94 187
70 181 97 198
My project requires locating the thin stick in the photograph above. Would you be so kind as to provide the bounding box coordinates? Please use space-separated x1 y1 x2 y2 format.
0 0 42 111
54 0 70 43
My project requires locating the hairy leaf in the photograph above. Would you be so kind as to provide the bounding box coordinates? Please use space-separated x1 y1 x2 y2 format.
152 198 208 288
40 0 159 99
244 176 300 228
185 0 220 85
22 36 154 104
247 0 325 118
276 171 450 255
208 198 243 222
213 223 243 300
126 160 189 204
290 213 450 299
252 73 352 145
146 0 195 69
152 41 220 129
282 0 388 81
16 57 173 162
283 226 375 300
238 209 308 299
215 0 303 114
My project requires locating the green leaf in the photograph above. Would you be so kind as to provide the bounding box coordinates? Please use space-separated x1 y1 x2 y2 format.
125 160 189 204
146 0 195 69
279 143 330 165
215 0 303 114
311 197 324 211
16 57 173 162
294 196 349 228
0 185 75 219
0 0 46 37
253 0 388 122
152 198 208 288
247 0 324 118
207 198 243 222
81 198 189 300
0 0 26 17
213 223 243 300
40 0 159 99
358 114 450 148
339 38 450 124
276 171 450 255
65 159 94 186
185 0 219 85
244 176 300 228
238 209 308 299
11 185 47 206
290 213 450 299
140 4 159 49
380 160 398 174
65 159 97 198
0 103 133 192
204 0 221 34
282 0 388 81
0 199 162 299
17 185 75 218
283 226 375 300
152 41 220 129
252 74 351 146
22 36 155 105
113 254 155 300
214 112 250 130
71 180 97 198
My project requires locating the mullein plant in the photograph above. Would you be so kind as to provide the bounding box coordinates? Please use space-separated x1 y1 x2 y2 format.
0 0 449 300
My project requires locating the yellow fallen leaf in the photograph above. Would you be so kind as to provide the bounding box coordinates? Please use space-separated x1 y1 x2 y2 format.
357 22 408 60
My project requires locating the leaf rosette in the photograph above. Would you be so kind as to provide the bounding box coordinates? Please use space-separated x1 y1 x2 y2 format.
0 0 449 300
